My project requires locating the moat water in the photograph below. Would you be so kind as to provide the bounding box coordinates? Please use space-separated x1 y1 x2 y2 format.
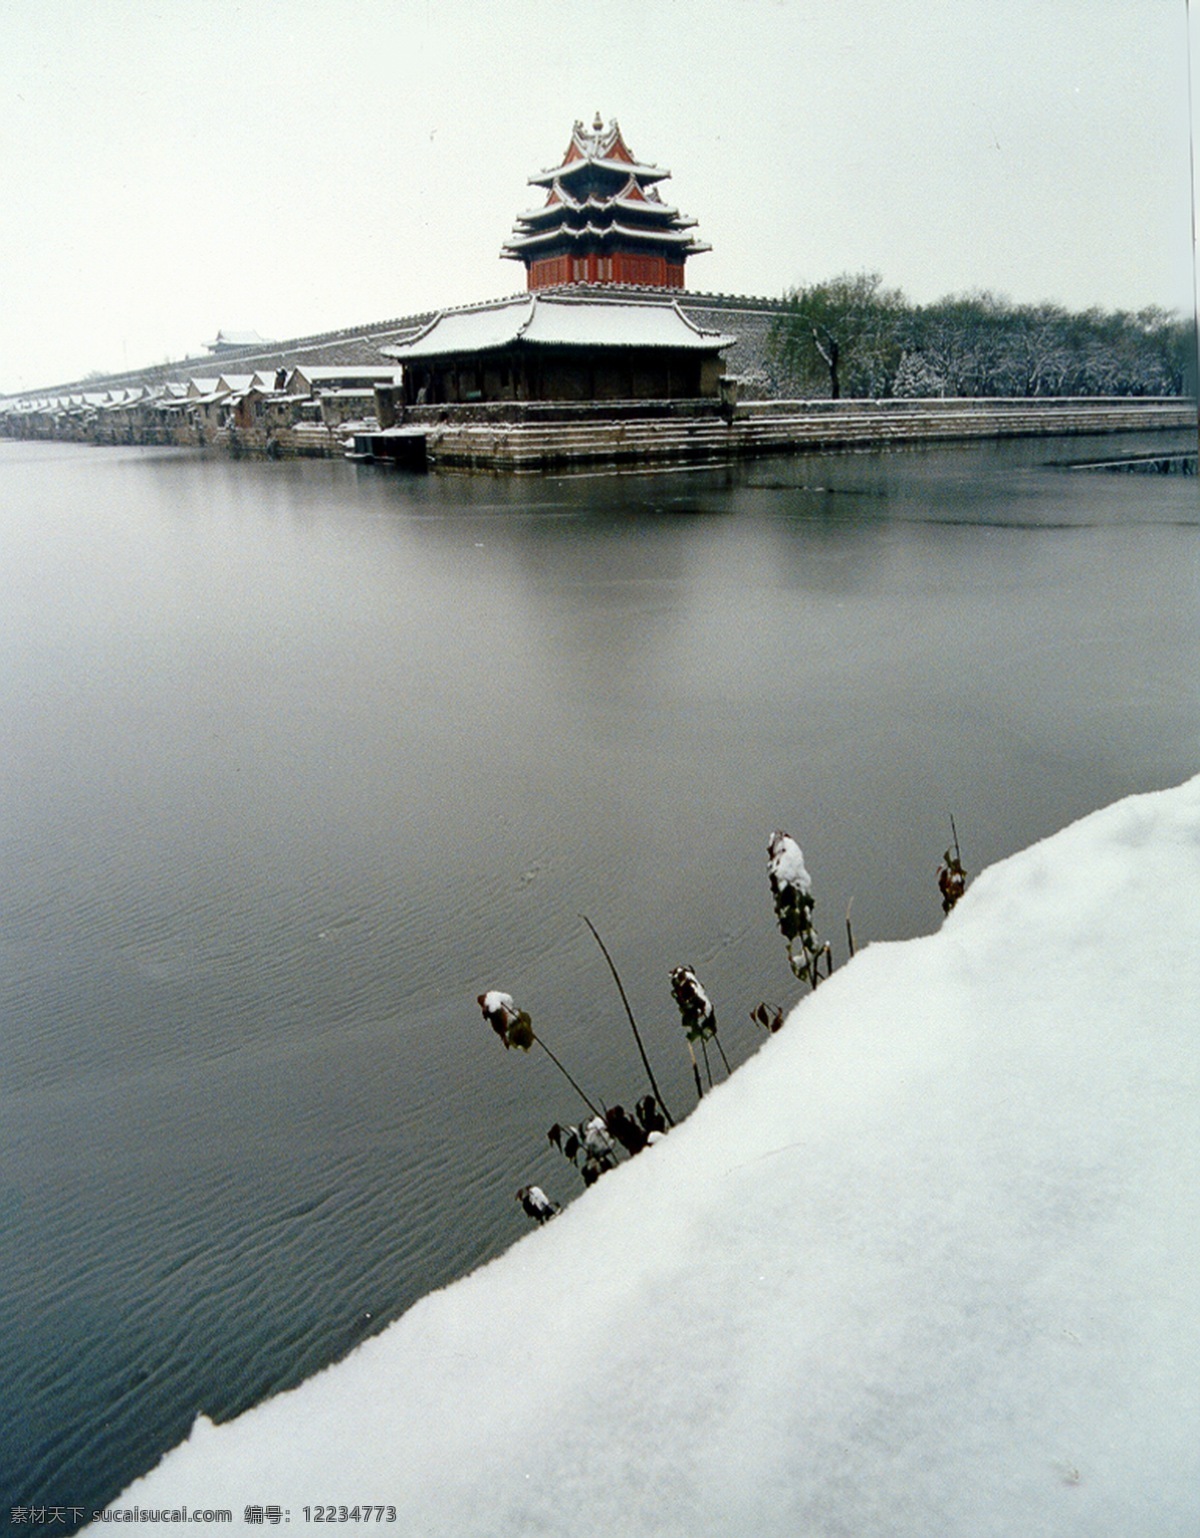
2 430 1197 1520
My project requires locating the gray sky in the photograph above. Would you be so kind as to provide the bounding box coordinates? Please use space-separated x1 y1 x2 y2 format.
0 0 1194 393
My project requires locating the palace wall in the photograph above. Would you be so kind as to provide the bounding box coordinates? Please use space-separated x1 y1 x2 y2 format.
1 290 792 403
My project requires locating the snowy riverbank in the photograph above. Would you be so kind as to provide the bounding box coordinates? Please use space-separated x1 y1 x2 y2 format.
99 777 1200 1536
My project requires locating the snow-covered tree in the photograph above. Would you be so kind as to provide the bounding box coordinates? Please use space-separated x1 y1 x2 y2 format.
769 271 906 399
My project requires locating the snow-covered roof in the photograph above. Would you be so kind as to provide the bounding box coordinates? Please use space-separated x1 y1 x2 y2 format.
226 382 288 404
291 367 402 384
505 122 708 270
205 329 276 351
382 293 735 361
528 116 669 188
517 184 682 224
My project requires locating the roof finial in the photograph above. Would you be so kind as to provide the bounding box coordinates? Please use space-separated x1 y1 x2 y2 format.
593 111 604 132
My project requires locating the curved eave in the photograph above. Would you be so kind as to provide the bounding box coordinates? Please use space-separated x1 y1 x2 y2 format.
381 297 537 359
389 335 733 359
514 197 691 228
529 157 669 187
615 198 694 224
501 222 711 255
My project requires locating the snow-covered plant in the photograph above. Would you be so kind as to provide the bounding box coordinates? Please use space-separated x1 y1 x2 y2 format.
478 990 601 1117
937 818 968 914
581 1114 617 1165
515 1185 560 1225
478 990 534 1051
547 1116 616 1186
670 965 732 1096
670 964 716 1042
548 1115 618 1187
768 830 833 988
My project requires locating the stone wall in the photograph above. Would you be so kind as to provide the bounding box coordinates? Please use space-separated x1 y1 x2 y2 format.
676 294 792 396
8 312 435 399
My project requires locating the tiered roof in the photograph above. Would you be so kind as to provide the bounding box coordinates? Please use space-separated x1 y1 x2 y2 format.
502 116 710 289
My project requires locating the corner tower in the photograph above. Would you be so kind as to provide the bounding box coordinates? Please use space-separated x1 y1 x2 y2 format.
501 115 711 291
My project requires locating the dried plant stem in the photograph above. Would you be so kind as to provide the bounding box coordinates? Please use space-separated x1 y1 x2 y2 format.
685 1039 704 1101
713 1036 732 1077
532 1033 602 1119
700 1038 714 1091
845 898 856 958
581 914 676 1127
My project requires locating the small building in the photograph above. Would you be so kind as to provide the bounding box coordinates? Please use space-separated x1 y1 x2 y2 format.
95 387 150 443
381 290 734 407
221 384 277 434
215 374 259 398
185 378 232 441
152 382 195 444
288 365 402 395
205 329 276 355
501 115 711 291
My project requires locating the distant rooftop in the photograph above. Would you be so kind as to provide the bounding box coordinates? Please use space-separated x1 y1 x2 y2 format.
205 330 277 354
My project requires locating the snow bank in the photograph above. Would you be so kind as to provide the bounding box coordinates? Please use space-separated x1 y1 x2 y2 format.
103 780 1200 1536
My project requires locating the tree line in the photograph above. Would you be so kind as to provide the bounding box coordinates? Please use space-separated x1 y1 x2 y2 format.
767 272 1196 401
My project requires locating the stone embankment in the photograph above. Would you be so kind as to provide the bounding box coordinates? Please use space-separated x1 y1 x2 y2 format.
414 397 1195 472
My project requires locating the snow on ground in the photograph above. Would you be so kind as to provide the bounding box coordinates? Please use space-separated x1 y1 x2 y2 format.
103 779 1200 1536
